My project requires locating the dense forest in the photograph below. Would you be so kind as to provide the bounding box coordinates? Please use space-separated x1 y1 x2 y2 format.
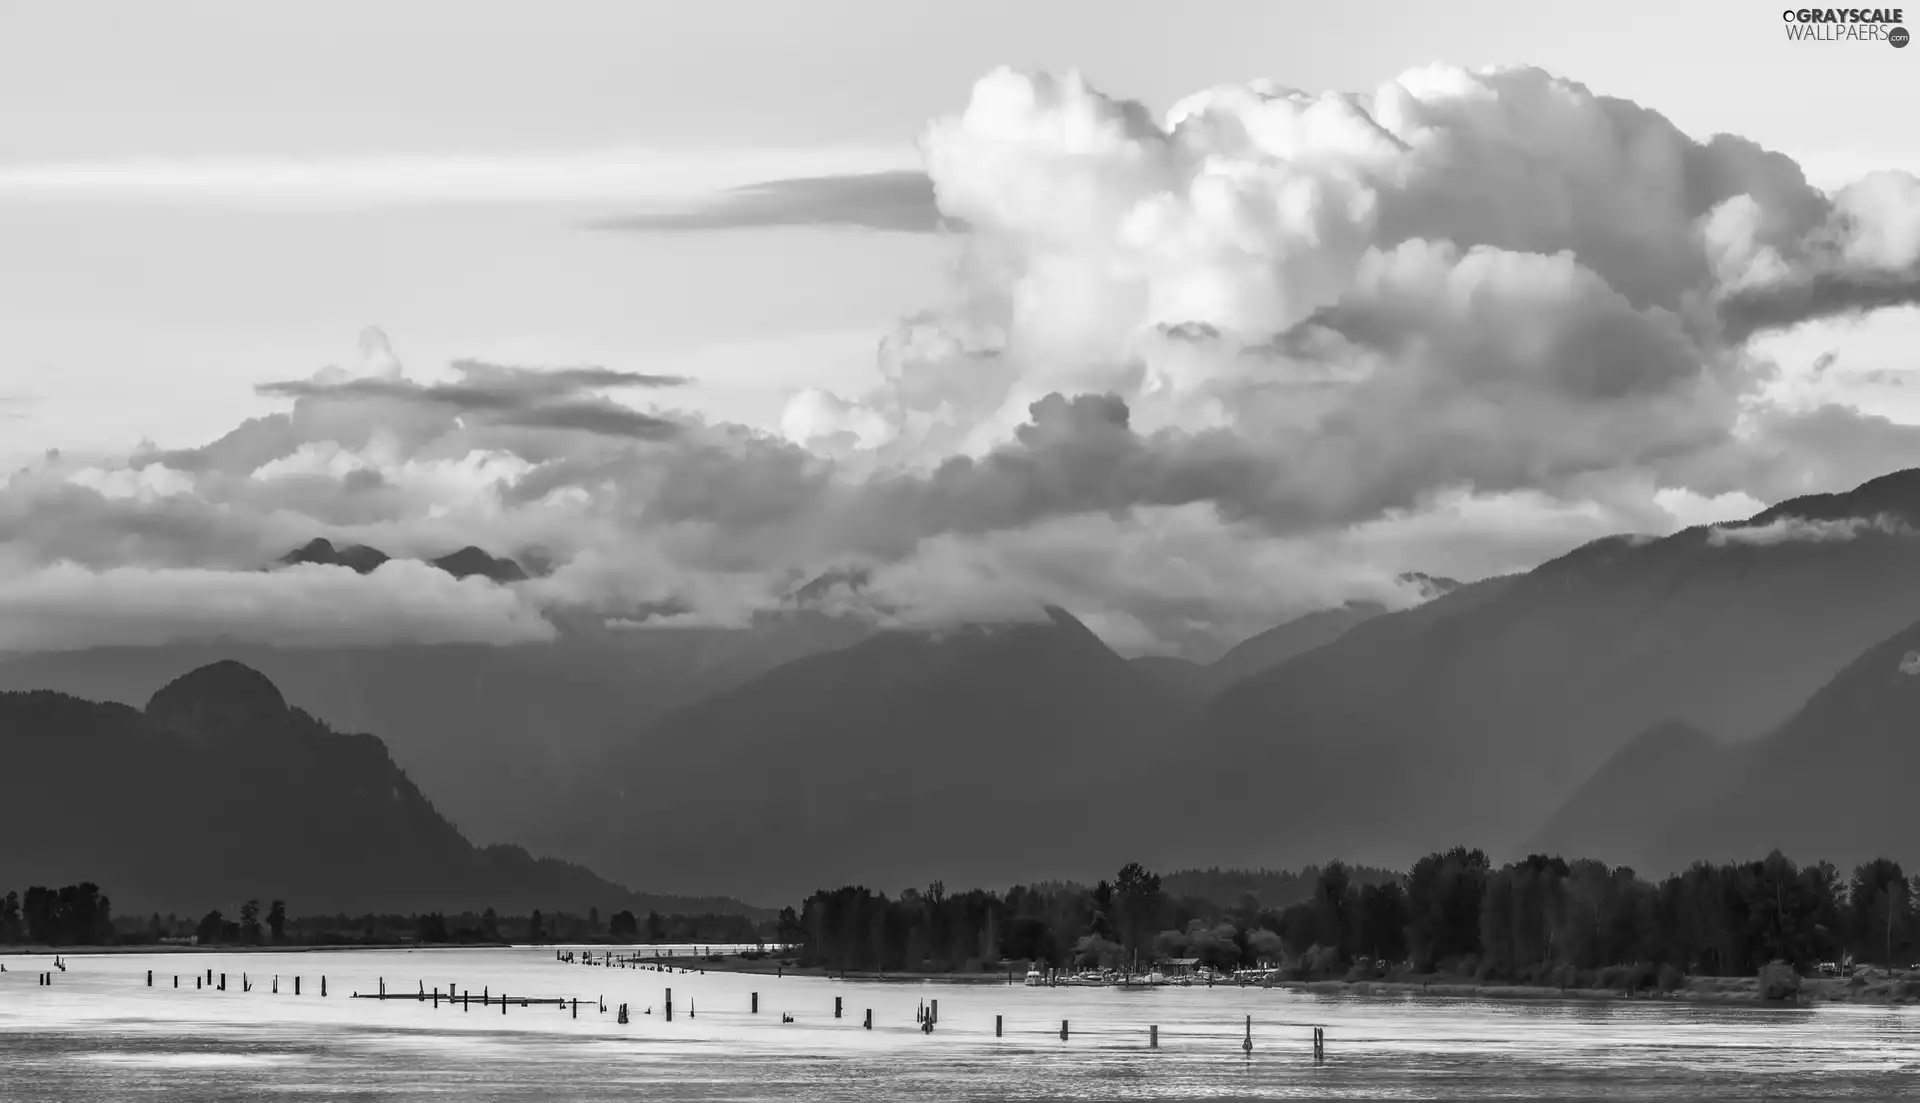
0 882 772 948
794 850 1920 984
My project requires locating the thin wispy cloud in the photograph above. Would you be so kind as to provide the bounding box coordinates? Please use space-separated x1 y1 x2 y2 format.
254 359 686 441
0 146 922 208
593 171 960 234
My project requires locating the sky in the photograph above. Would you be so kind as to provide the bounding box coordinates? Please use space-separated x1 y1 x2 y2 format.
2 0 1919 657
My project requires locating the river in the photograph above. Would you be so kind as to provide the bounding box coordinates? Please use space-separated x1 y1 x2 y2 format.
4 946 1917 1100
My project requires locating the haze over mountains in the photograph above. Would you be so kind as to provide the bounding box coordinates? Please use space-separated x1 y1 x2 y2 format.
1165 468 1920 876
1131 573 1460 705
0 660 756 918
13 469 1920 904
1539 611 1920 877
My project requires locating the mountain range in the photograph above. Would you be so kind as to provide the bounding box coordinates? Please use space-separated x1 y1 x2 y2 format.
1531 611 1920 876
0 574 871 848
0 660 758 918
11 469 1920 904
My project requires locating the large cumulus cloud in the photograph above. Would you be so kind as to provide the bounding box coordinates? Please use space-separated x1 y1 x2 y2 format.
800 66 1919 469
7 63 1920 655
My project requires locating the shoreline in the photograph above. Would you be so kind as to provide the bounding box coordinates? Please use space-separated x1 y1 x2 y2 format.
14 945 1918 1009
0 944 476 957
647 955 1920 1007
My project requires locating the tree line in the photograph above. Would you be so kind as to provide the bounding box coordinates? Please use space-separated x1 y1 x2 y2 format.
793 849 1920 984
0 883 115 945
0 884 775 948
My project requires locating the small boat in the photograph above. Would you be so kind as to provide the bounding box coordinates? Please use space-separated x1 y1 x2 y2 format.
1023 968 1044 987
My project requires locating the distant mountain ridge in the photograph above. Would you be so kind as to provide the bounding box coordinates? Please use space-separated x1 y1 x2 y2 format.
1532 609 1920 876
1523 719 1734 867
1163 468 1920 875
281 537 530 583
14 469 1920 905
1130 573 1462 703
553 605 1185 903
0 661 762 918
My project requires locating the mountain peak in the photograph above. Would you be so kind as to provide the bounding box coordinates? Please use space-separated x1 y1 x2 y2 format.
281 537 391 575
1747 466 1920 528
1396 572 1462 598
430 546 529 583
784 565 874 608
145 660 289 738
276 539 526 582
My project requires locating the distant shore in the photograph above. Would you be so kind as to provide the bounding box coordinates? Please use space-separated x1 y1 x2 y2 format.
0 941 506 956
1282 974 1920 1007
651 954 1920 1006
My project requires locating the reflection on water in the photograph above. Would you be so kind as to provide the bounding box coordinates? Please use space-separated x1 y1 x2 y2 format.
4 946 1919 1100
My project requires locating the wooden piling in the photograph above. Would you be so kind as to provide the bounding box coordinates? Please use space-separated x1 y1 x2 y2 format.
432 989 439 1008
996 1014 1003 1038
572 998 577 1019
931 999 938 1024
147 970 153 986
173 975 178 988
321 976 327 997
752 992 758 1013
1061 1019 1069 1041
295 976 301 996
666 988 673 1022
502 991 508 1014
835 995 842 1018
864 1008 872 1030
1150 1024 1158 1048
1242 1015 1252 1054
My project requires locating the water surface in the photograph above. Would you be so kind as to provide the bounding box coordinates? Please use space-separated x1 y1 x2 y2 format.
4 947 1916 1100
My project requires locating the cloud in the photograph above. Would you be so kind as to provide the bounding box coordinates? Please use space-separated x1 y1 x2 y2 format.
254 356 686 442
9 63 1920 656
0 557 554 652
0 146 923 208
1713 171 1920 339
785 66 1919 470
593 171 957 234
1706 512 1914 547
